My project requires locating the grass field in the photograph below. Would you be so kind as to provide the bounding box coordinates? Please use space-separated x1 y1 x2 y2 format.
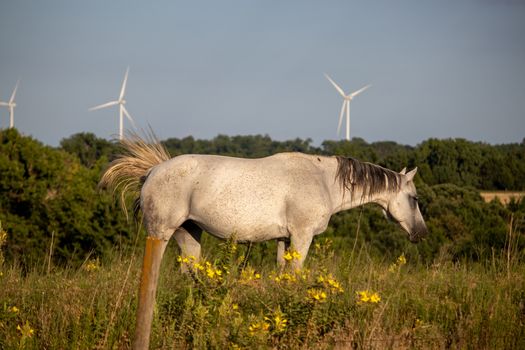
1 232 524 350
480 191 525 205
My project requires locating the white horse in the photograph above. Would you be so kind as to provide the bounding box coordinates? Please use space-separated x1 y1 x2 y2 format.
100 133 428 349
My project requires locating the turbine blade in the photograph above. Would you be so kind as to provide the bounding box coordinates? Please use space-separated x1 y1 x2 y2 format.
89 100 119 111
324 73 346 97
0 102 8 107
336 101 346 136
346 100 350 140
9 80 19 103
119 66 130 100
350 84 371 98
122 106 137 129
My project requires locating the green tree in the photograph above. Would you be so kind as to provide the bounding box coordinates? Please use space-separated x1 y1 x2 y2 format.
0 129 132 267
60 132 116 168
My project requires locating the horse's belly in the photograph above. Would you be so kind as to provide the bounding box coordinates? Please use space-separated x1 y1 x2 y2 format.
185 161 293 242
197 219 286 242
188 201 288 242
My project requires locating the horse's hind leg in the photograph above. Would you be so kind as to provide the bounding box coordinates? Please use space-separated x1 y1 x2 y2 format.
174 221 203 272
133 232 171 350
134 212 187 349
276 239 290 268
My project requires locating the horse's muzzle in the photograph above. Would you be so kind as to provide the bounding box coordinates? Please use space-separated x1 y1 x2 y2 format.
409 222 428 243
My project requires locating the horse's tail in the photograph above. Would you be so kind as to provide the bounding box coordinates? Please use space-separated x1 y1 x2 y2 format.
99 130 171 219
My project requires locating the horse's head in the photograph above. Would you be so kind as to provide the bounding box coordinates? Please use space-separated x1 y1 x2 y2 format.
384 167 428 242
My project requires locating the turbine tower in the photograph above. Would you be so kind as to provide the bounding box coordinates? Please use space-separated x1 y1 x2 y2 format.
89 67 136 140
324 74 371 141
0 80 19 129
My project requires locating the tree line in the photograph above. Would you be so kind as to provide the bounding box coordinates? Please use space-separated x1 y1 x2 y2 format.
1 129 524 267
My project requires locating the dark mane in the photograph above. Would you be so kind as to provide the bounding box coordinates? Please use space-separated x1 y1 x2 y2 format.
335 156 400 201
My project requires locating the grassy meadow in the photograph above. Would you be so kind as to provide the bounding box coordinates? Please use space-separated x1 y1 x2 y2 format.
1 227 524 350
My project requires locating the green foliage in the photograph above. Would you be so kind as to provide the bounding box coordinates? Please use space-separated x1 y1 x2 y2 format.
0 129 133 267
163 134 319 158
419 183 525 261
60 132 117 168
414 138 525 190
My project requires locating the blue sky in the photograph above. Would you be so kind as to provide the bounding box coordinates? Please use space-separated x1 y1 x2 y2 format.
0 0 524 146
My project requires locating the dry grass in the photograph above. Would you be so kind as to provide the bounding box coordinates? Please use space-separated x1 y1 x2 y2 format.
1 240 524 350
479 191 525 205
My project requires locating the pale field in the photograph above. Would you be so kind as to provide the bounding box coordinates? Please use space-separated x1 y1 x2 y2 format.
480 191 525 204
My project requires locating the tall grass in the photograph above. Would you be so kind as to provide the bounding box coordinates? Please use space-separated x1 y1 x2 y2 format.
0 230 524 349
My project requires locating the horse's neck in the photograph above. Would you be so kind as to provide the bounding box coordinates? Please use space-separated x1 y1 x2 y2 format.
329 186 389 215
323 158 390 215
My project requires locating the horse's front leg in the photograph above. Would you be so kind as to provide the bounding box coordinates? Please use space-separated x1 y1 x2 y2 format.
289 233 313 270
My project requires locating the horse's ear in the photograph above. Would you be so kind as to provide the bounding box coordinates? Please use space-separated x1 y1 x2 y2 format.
405 167 418 181
399 167 407 175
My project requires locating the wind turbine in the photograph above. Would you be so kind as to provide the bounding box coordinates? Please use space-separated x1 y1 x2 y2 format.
324 74 371 141
89 67 136 140
0 80 19 129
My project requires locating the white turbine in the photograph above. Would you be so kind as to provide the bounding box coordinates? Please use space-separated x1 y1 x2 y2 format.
324 74 371 141
0 80 19 129
89 67 136 140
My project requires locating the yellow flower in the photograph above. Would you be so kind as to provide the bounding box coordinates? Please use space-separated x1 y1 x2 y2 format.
296 268 310 281
177 256 190 264
356 290 370 304
369 292 381 303
248 321 270 335
307 288 327 302
356 290 381 304
283 249 301 261
327 278 343 292
0 229 7 244
17 321 34 338
389 253 407 272
273 272 296 283
318 273 344 293
273 314 287 332
240 267 262 283
9 306 19 313
397 253 407 266
232 304 239 310
265 310 288 333
206 268 216 279
193 262 205 271
84 260 99 272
